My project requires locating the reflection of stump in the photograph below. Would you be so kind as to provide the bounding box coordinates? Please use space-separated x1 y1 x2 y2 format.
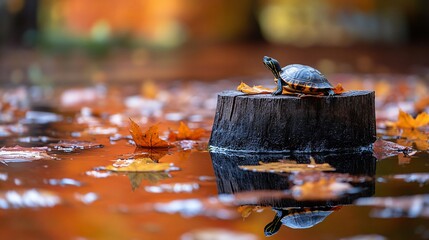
209 90 376 153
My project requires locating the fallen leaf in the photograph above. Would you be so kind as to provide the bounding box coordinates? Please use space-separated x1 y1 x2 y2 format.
333 83 345 94
239 158 335 173
236 82 275 94
373 139 412 160
291 178 354 201
49 140 104 152
388 110 429 129
397 128 429 151
237 82 345 95
105 157 178 172
129 118 170 148
0 146 57 163
168 122 205 141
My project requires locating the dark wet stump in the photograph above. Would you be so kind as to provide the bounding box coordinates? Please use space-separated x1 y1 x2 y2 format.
209 90 376 153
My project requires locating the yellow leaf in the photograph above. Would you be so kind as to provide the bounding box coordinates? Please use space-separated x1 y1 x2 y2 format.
394 110 429 129
129 118 171 148
105 157 176 172
168 121 205 141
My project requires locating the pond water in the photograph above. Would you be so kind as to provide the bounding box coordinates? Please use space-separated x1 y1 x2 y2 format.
1 77 429 240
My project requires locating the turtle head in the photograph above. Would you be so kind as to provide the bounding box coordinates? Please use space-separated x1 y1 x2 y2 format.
263 56 283 79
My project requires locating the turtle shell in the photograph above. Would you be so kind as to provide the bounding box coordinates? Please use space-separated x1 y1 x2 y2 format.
280 64 333 93
281 210 334 229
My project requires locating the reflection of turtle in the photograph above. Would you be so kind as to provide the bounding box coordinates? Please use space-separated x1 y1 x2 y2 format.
264 206 341 236
263 56 335 96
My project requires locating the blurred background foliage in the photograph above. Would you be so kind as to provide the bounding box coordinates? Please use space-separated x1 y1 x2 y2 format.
1 0 428 54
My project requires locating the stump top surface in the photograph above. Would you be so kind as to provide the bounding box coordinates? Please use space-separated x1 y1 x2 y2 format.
219 90 374 99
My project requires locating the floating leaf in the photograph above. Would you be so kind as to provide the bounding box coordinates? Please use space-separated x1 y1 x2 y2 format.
387 110 429 129
0 146 56 163
105 157 178 172
129 118 170 148
168 121 205 141
239 158 335 173
49 140 104 152
291 178 354 201
373 139 412 161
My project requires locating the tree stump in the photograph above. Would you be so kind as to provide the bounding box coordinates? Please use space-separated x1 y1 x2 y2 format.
209 90 376 153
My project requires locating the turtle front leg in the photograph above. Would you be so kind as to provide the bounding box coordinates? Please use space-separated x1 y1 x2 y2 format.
272 78 284 95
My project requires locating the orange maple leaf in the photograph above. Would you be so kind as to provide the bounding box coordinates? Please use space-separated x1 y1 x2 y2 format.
168 121 205 141
129 118 170 148
391 110 429 129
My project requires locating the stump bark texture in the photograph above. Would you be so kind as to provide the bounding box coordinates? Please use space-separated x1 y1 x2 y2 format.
209 90 376 153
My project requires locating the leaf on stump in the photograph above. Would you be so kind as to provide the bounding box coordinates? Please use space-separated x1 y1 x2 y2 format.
129 118 170 148
105 157 177 172
168 122 205 141
237 82 345 95
237 82 275 94
237 205 264 219
239 158 335 173
333 83 345 94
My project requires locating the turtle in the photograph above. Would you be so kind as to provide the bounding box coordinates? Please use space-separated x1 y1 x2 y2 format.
264 206 340 236
263 56 335 96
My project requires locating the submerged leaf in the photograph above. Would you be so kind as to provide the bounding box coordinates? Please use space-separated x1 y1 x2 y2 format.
168 121 205 141
239 158 335 173
129 118 170 148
